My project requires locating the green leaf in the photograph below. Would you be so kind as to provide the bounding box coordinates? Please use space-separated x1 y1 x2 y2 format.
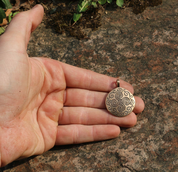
0 27 5 35
2 0 12 9
77 4 82 12
80 0 91 12
8 11 19 22
98 0 107 5
8 12 12 22
77 4 87 13
0 7 6 24
107 0 112 3
73 13 82 22
81 0 90 7
92 2 97 8
0 1 5 8
12 11 19 17
116 0 124 7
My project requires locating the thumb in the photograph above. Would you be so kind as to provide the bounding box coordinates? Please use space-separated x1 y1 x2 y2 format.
0 4 44 53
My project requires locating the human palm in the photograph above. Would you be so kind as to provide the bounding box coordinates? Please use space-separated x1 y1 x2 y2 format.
0 5 144 167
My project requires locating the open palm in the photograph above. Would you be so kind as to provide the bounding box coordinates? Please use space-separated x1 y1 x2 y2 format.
0 5 144 167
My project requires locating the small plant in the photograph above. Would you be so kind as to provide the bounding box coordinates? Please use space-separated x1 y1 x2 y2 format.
73 0 124 22
0 0 12 23
0 0 19 35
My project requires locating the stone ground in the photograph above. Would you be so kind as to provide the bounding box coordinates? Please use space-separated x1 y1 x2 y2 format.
1 0 178 171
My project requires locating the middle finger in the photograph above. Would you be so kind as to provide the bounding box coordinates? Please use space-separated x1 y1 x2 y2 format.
64 88 107 108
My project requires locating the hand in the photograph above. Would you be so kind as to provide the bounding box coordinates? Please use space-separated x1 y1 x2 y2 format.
0 5 144 167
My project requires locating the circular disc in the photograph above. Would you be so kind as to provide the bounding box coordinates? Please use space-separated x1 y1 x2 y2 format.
105 87 135 117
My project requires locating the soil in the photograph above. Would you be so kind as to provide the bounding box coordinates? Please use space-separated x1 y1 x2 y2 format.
45 2 103 39
43 0 163 39
125 0 162 14
7 0 162 39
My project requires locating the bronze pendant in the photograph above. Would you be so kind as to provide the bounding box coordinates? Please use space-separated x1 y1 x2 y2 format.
105 87 135 117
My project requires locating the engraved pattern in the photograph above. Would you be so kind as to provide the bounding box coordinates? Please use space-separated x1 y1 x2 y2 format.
115 89 123 100
110 99 118 107
122 97 131 105
105 87 135 117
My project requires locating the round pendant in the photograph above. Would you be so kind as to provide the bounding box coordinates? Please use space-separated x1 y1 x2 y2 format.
105 87 135 117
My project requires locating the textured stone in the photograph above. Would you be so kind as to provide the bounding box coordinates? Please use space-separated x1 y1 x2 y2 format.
1 0 178 171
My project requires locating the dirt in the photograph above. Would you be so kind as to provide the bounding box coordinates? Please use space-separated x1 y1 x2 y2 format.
42 0 163 39
6 0 163 39
125 0 162 14
45 2 103 39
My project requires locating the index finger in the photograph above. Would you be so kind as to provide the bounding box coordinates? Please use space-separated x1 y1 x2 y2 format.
60 62 134 93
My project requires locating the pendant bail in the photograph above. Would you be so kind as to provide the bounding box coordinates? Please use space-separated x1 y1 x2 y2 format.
116 79 120 87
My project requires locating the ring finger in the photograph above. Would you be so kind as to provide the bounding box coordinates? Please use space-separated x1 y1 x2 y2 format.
59 107 137 127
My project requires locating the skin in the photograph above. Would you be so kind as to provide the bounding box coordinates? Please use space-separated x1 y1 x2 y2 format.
0 5 145 167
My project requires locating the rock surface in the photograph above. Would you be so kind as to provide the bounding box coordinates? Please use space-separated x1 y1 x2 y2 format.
1 0 178 171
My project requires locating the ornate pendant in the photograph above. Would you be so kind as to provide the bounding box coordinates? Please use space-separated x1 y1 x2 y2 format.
105 80 135 117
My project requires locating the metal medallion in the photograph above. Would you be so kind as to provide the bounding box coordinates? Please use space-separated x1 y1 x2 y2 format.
105 87 135 117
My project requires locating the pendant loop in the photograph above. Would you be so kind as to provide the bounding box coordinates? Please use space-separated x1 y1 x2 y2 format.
116 78 120 87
